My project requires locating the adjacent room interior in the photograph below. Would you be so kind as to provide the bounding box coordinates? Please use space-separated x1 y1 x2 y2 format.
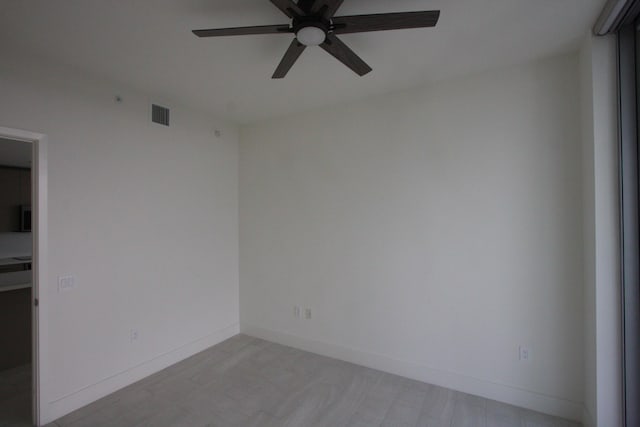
0 0 637 426
0 138 34 426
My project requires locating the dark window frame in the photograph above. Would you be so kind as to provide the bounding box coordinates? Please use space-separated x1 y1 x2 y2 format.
618 19 640 427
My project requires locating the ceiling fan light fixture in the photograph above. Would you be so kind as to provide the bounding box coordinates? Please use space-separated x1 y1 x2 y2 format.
296 25 326 46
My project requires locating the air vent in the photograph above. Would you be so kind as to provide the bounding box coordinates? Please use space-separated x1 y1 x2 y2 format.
151 104 170 126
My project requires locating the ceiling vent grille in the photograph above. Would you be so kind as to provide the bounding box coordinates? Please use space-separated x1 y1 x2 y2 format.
151 104 170 126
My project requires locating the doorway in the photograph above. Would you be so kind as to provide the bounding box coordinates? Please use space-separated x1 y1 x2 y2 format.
0 127 46 426
0 137 33 426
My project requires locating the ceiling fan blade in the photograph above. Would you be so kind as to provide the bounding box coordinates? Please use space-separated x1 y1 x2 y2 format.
320 33 372 76
311 0 344 18
270 0 307 19
272 39 307 79
193 24 291 37
332 10 440 34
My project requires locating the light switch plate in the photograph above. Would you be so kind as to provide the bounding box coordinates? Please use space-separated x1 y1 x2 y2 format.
519 345 531 361
58 275 76 293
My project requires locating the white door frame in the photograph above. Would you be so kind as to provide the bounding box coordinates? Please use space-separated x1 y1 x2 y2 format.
0 126 47 426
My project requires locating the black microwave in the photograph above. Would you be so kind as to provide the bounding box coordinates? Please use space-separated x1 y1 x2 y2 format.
20 205 31 232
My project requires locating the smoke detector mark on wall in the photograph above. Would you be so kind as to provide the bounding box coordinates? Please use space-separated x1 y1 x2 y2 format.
152 104 170 126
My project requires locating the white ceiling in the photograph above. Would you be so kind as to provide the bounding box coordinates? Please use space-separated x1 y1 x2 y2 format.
0 138 32 169
0 0 605 124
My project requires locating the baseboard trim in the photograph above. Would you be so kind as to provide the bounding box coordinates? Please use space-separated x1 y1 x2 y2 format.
241 322 583 422
41 322 239 424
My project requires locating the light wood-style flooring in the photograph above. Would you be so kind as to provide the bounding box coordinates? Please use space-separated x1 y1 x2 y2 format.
10 334 581 427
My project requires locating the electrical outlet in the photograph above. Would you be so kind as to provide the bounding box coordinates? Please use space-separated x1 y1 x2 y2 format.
519 345 531 361
130 329 139 342
58 275 76 293
304 308 312 319
294 306 301 318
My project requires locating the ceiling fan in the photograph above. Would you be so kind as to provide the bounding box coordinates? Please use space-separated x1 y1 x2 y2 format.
192 0 440 78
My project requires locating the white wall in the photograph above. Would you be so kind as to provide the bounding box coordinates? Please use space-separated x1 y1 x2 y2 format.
240 54 585 420
0 53 240 424
580 34 597 427
580 33 622 427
